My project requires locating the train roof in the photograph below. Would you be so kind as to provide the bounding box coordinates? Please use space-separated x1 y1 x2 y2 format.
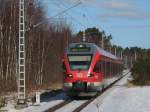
66 42 120 60
94 45 118 60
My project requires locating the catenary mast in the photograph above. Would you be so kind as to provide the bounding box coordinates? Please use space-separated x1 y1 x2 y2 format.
18 0 26 104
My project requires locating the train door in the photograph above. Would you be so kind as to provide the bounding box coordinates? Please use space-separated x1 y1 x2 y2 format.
93 61 103 81
102 60 107 88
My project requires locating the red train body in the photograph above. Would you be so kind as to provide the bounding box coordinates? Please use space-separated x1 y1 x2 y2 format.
62 43 123 96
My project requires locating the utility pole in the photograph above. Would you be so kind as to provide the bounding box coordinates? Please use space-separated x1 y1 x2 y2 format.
82 31 86 42
121 51 123 60
130 56 133 68
101 31 104 49
134 51 137 61
115 47 117 56
109 46 111 53
125 56 128 68
17 0 26 105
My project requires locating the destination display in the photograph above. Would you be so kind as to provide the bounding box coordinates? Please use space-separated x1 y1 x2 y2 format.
68 55 91 61
70 47 90 52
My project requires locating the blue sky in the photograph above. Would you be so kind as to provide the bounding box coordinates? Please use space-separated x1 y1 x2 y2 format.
41 0 150 49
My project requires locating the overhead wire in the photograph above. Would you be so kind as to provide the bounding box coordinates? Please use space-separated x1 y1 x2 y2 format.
53 0 86 29
79 0 93 28
26 1 82 31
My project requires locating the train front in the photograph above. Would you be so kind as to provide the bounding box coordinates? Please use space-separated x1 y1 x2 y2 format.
62 43 102 97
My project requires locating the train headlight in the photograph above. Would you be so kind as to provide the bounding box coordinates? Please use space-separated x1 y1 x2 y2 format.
87 73 93 77
67 74 73 78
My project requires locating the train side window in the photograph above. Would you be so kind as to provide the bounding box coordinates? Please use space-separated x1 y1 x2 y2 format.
99 62 102 72
101 61 104 73
93 62 100 73
106 62 109 78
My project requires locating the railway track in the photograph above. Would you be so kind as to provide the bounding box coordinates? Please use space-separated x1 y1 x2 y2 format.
45 100 73 112
45 71 130 112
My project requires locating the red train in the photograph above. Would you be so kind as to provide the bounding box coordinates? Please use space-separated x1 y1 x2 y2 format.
62 43 123 96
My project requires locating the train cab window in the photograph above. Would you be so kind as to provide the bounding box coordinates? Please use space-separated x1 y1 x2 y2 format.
93 62 101 73
68 55 92 70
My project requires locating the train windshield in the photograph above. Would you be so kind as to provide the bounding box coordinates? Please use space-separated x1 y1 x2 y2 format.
68 55 92 70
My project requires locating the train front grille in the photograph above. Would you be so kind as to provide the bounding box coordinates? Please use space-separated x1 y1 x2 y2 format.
73 81 87 91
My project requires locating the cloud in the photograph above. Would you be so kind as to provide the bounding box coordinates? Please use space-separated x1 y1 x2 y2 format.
69 0 138 19
79 0 134 11
65 0 132 10
111 24 150 29
99 1 133 11
99 11 150 20
94 1 150 20
64 0 134 12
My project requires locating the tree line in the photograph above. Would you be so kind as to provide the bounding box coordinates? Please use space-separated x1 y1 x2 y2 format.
131 49 150 85
74 27 148 66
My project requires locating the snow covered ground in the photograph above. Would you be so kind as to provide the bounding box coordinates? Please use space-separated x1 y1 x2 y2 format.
82 72 150 112
0 92 68 112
